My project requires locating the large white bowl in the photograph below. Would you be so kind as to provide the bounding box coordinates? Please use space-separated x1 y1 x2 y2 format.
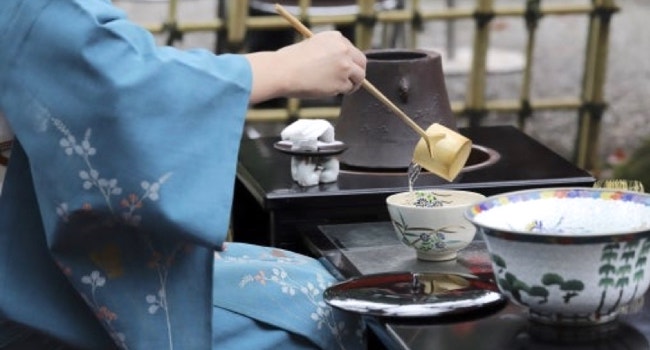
465 187 650 326
386 189 486 261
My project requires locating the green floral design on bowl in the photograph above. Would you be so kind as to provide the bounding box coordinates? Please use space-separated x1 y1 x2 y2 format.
391 211 465 252
412 191 452 208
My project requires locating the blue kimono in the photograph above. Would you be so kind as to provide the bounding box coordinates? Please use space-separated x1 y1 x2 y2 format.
0 1 363 349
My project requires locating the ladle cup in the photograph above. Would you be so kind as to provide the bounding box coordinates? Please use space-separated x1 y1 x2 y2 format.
275 4 472 181
413 123 472 181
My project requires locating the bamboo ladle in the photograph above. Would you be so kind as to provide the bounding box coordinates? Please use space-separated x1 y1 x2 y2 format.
275 4 472 181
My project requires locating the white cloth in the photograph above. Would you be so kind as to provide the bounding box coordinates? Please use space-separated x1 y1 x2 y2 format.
280 119 341 187
281 119 334 144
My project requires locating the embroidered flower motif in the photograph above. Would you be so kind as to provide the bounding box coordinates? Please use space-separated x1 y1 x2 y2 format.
142 180 162 201
79 270 127 347
98 306 118 322
56 203 69 222
241 265 352 348
59 135 76 156
121 194 143 209
253 270 267 285
271 249 289 258
52 117 172 219
146 289 167 315
81 270 106 288
50 117 178 349
56 260 72 277
110 332 128 350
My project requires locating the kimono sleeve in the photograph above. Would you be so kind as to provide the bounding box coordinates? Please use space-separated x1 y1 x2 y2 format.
2 0 252 248
0 0 253 348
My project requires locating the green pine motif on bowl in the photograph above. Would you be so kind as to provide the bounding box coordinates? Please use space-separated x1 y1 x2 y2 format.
491 253 584 306
596 239 650 314
490 237 650 322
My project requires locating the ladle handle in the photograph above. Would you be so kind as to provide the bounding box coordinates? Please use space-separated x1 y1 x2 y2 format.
358 81 428 139
274 4 429 140
275 4 313 38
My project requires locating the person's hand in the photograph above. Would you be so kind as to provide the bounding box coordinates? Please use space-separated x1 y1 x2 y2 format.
277 31 366 97
246 31 366 104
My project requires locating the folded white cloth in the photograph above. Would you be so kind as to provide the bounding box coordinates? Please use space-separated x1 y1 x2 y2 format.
281 119 335 144
280 119 341 187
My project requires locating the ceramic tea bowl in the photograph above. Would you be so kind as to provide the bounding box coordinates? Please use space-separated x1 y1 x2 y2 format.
386 189 486 261
465 187 650 326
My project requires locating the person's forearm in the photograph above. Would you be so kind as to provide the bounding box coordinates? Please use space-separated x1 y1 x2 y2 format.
245 51 291 104
244 31 366 105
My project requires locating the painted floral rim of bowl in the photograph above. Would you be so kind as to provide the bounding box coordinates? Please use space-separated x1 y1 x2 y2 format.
388 189 483 208
465 188 650 243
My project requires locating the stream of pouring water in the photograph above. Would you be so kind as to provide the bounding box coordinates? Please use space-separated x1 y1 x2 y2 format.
407 161 422 192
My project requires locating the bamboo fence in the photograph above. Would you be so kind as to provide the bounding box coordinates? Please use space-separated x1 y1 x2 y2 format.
135 0 618 171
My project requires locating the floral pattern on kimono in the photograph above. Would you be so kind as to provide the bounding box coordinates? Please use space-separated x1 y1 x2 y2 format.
214 243 366 350
40 115 215 350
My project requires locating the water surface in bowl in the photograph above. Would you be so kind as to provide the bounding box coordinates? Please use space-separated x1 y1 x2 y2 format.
470 189 650 235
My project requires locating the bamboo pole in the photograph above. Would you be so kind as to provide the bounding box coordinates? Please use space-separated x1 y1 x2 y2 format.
167 0 178 27
518 0 541 129
298 0 311 17
575 0 618 170
226 0 249 52
409 0 420 49
162 0 179 44
245 97 583 122
356 0 376 50
419 3 597 19
464 0 493 127
141 3 599 35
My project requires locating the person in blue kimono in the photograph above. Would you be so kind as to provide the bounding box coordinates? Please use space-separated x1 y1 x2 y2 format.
0 0 367 349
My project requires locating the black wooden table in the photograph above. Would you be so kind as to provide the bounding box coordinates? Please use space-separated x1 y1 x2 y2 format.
305 221 650 350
